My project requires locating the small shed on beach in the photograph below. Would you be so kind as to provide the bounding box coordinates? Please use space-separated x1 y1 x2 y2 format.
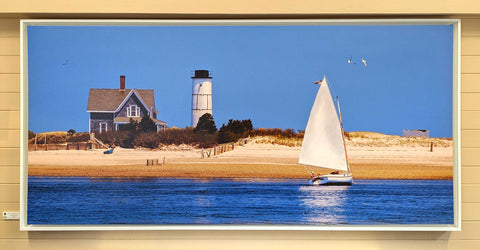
402 129 429 138
87 75 168 133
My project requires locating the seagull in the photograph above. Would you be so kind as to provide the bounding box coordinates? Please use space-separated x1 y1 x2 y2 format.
347 56 356 64
361 58 367 67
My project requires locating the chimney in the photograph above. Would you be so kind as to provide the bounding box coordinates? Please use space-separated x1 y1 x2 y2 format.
120 75 125 90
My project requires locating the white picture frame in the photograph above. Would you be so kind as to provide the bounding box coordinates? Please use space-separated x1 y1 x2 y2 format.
20 18 461 231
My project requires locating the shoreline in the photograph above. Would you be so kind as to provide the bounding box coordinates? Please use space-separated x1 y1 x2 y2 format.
28 162 453 180
28 137 453 180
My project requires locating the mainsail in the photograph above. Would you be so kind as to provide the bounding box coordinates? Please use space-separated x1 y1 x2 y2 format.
298 77 348 172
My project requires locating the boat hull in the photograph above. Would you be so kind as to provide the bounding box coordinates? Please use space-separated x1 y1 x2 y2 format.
309 174 353 186
103 148 114 154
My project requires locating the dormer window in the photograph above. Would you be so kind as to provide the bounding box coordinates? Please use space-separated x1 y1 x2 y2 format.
127 105 140 117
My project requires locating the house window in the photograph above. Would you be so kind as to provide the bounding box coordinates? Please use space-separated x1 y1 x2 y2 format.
99 122 107 133
127 105 140 117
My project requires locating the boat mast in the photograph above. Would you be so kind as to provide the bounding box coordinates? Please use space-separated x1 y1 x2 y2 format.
336 97 351 175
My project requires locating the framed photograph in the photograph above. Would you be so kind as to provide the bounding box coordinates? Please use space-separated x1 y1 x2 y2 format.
20 19 460 231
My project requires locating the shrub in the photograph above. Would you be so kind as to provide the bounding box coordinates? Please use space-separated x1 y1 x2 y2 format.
70 132 90 142
218 119 253 143
158 127 195 145
194 113 217 134
67 129 76 137
250 128 303 139
134 132 161 149
157 127 218 148
28 130 36 140
193 131 218 148
122 118 139 132
46 134 66 144
139 116 157 132
96 131 135 148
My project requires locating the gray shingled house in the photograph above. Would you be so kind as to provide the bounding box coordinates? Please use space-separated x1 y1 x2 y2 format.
87 75 167 133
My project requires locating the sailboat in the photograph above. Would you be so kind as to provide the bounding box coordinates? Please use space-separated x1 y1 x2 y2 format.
298 76 353 185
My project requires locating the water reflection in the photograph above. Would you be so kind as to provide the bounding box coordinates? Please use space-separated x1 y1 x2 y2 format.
298 185 350 224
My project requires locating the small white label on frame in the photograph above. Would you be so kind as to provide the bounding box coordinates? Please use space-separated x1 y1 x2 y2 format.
2 212 20 220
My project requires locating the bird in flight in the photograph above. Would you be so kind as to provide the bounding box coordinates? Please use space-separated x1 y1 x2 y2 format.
361 58 367 67
347 56 356 64
348 56 368 67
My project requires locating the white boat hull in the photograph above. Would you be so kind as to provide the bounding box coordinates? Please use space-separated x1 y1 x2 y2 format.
309 174 353 186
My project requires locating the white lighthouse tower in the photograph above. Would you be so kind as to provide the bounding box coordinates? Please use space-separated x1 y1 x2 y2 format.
191 70 213 127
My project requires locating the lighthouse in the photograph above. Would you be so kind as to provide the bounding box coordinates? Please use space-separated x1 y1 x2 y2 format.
191 70 213 127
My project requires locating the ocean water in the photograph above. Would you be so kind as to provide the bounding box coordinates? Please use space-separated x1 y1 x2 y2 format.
27 177 454 225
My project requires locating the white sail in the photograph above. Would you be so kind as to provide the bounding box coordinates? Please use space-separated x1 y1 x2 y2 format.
298 77 348 172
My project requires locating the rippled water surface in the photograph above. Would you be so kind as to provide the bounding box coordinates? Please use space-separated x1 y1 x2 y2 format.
28 177 453 225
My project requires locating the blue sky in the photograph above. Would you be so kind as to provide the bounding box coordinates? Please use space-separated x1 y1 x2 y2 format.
27 24 453 137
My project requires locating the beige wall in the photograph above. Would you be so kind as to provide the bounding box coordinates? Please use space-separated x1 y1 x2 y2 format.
1 1 480 249
0 0 480 14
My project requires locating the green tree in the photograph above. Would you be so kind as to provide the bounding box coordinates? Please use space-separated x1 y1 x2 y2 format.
66 129 76 142
194 113 217 134
217 124 235 144
139 116 157 132
123 118 139 132
67 129 76 137
217 119 253 143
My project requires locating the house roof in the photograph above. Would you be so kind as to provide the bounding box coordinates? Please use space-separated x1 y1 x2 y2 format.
87 89 155 112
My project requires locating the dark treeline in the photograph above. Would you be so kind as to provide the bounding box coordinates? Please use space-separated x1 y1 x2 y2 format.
29 114 304 149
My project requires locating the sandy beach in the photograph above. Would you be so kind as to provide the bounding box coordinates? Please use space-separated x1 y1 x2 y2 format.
28 135 453 180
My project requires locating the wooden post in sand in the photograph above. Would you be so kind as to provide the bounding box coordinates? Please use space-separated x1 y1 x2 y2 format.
201 148 204 159
147 159 159 166
430 142 434 152
163 156 166 165
44 135 47 151
34 134 37 151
